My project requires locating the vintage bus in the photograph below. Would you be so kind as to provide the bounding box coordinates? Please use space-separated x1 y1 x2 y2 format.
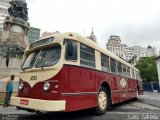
11 32 143 115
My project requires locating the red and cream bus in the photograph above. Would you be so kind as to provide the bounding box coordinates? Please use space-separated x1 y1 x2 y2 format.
11 32 143 115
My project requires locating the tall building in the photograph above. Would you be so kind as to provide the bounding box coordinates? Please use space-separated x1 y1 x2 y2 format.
106 35 157 63
86 28 97 43
28 27 41 44
0 0 10 31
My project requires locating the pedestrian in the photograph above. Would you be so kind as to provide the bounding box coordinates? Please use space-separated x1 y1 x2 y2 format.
3 75 15 107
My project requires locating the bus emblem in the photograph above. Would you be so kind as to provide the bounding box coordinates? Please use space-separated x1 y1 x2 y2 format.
120 79 127 88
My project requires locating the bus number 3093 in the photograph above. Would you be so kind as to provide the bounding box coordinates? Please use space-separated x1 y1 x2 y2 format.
30 76 37 81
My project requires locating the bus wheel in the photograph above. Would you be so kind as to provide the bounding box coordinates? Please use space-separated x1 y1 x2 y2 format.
134 89 139 101
94 87 108 115
135 89 139 100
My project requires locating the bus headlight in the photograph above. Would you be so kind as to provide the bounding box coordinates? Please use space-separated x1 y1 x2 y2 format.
18 82 24 90
43 82 50 91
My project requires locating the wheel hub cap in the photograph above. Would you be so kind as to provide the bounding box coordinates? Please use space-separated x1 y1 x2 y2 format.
98 91 107 110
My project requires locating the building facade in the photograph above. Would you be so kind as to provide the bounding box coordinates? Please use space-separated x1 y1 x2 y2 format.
106 35 157 63
28 27 41 44
0 0 10 31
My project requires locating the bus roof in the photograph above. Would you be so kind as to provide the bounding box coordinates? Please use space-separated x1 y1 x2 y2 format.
28 32 139 72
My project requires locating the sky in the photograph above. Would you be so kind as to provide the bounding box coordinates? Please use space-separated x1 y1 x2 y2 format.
26 0 160 54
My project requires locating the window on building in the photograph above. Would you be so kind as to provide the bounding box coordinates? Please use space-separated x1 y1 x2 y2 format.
101 53 110 72
110 58 117 74
80 44 95 68
65 39 77 61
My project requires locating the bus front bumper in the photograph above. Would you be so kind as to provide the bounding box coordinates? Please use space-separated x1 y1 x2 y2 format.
10 97 66 112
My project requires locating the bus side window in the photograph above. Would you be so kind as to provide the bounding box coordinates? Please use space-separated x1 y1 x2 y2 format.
117 62 122 75
65 39 77 61
80 44 95 68
101 53 110 72
110 58 117 74
122 64 127 76
127 66 130 77
131 69 135 79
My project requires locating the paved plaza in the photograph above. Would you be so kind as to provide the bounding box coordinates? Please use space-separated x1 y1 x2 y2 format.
0 92 160 120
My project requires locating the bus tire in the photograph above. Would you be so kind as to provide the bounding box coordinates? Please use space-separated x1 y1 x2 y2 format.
94 87 109 115
135 89 139 100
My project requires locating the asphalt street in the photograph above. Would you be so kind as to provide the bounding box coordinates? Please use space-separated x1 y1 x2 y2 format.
0 92 160 120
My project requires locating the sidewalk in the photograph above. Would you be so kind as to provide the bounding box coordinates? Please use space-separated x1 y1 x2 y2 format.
141 91 160 100
139 91 160 107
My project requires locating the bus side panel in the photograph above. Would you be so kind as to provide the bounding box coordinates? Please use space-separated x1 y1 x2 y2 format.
111 76 139 104
109 75 120 104
18 64 143 112
61 65 97 112
111 92 120 104
61 65 141 111
65 95 97 112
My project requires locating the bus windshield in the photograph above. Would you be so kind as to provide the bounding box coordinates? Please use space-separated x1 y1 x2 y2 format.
22 44 61 70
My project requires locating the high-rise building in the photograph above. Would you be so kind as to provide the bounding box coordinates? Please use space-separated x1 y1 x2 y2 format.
28 27 41 44
86 28 97 43
0 0 10 31
106 35 157 64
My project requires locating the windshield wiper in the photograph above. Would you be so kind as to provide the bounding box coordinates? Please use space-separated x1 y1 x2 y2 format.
22 68 26 71
41 51 46 69
22 66 31 71
22 67 29 71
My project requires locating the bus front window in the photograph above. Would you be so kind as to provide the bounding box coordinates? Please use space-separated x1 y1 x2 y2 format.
21 45 61 70
35 45 61 68
21 50 40 70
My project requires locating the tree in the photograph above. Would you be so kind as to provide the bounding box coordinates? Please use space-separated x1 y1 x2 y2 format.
135 56 158 82
128 55 137 65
